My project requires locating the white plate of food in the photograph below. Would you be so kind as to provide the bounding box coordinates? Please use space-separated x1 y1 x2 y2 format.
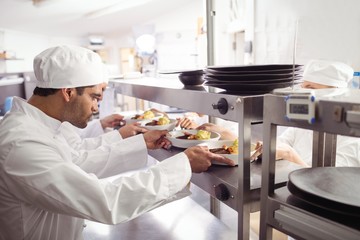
167 129 220 148
124 110 163 124
200 140 260 166
140 117 177 131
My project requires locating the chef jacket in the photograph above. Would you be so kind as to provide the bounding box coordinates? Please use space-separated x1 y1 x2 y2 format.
278 127 360 167
78 119 105 138
0 97 192 240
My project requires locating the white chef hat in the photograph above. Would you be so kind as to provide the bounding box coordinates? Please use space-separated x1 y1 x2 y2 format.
303 60 354 88
34 45 108 89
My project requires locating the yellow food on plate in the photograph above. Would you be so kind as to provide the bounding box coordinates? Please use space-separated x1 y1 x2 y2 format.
132 110 156 120
195 130 211 140
157 117 170 125
142 110 155 119
227 139 238 154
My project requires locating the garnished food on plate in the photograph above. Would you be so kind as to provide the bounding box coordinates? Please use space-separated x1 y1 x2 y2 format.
202 140 261 166
176 130 211 140
131 110 156 120
167 129 220 148
210 139 238 154
141 117 177 131
145 116 170 126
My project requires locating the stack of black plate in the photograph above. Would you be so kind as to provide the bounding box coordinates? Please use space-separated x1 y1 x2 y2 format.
287 167 360 217
204 64 304 94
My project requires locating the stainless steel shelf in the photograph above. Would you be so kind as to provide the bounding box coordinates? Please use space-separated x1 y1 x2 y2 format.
110 77 298 240
109 78 263 122
260 90 360 240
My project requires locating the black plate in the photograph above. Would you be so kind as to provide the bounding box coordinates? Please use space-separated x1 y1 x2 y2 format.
205 67 303 75
288 167 360 217
207 64 303 72
204 76 302 84
204 72 302 81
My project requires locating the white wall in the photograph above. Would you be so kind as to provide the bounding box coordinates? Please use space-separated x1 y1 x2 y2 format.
253 0 360 70
0 28 85 73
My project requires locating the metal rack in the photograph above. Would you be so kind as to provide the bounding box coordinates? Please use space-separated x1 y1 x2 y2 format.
109 77 300 240
260 89 360 240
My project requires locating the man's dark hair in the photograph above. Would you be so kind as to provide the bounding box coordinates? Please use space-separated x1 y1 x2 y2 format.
33 85 94 96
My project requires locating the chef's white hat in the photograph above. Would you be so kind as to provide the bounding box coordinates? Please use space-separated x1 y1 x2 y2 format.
34 45 108 89
303 60 354 88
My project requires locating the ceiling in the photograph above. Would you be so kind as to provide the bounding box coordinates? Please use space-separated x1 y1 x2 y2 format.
0 0 196 39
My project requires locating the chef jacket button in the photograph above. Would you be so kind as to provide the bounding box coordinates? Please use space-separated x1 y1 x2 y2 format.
83 223 87 228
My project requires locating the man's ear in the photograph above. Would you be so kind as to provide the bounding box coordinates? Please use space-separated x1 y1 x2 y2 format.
61 88 75 102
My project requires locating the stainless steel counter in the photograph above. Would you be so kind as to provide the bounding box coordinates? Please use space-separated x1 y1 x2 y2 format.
83 194 238 240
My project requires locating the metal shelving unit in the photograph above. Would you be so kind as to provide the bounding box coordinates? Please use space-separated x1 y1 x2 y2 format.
110 77 300 239
260 89 360 240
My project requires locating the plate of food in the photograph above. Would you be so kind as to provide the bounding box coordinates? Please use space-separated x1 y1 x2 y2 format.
140 117 177 131
200 139 261 165
167 129 220 148
124 110 163 124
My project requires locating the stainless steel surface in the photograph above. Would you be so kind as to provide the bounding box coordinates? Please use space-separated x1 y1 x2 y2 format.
110 78 296 240
260 89 360 240
83 193 236 240
149 148 300 212
110 78 263 122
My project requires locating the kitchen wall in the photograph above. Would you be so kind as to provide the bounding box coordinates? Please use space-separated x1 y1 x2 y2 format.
0 29 84 73
0 1 203 74
253 0 360 70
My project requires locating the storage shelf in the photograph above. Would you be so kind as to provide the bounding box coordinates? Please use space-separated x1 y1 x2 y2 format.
260 90 360 240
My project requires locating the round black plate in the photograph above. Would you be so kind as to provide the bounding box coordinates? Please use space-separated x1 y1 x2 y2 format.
206 64 303 72
204 76 303 84
204 72 302 81
205 67 303 75
288 167 360 217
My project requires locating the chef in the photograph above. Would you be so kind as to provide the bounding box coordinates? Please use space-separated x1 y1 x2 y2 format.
0 45 234 240
277 59 360 167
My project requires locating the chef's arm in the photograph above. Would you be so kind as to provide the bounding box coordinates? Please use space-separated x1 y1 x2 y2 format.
3 143 192 224
276 143 309 167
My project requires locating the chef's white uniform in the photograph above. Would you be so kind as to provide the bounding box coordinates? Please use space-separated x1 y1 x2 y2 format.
278 127 360 167
0 97 191 240
78 119 105 138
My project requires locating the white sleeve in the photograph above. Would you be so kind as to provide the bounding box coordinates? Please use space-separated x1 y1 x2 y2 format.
60 121 146 178
335 135 360 167
78 119 105 138
278 127 297 146
4 137 192 224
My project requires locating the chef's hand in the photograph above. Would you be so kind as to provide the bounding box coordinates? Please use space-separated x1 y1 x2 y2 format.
276 143 309 167
143 130 171 149
176 117 199 129
184 146 235 173
119 122 148 138
100 114 124 129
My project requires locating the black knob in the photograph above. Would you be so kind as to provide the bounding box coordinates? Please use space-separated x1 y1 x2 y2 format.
212 98 228 114
214 183 230 201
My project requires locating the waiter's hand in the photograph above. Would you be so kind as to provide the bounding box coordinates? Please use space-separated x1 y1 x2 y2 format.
184 146 235 173
143 130 171 149
119 122 148 138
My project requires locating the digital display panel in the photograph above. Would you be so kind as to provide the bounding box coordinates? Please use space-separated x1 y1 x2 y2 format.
289 104 309 114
